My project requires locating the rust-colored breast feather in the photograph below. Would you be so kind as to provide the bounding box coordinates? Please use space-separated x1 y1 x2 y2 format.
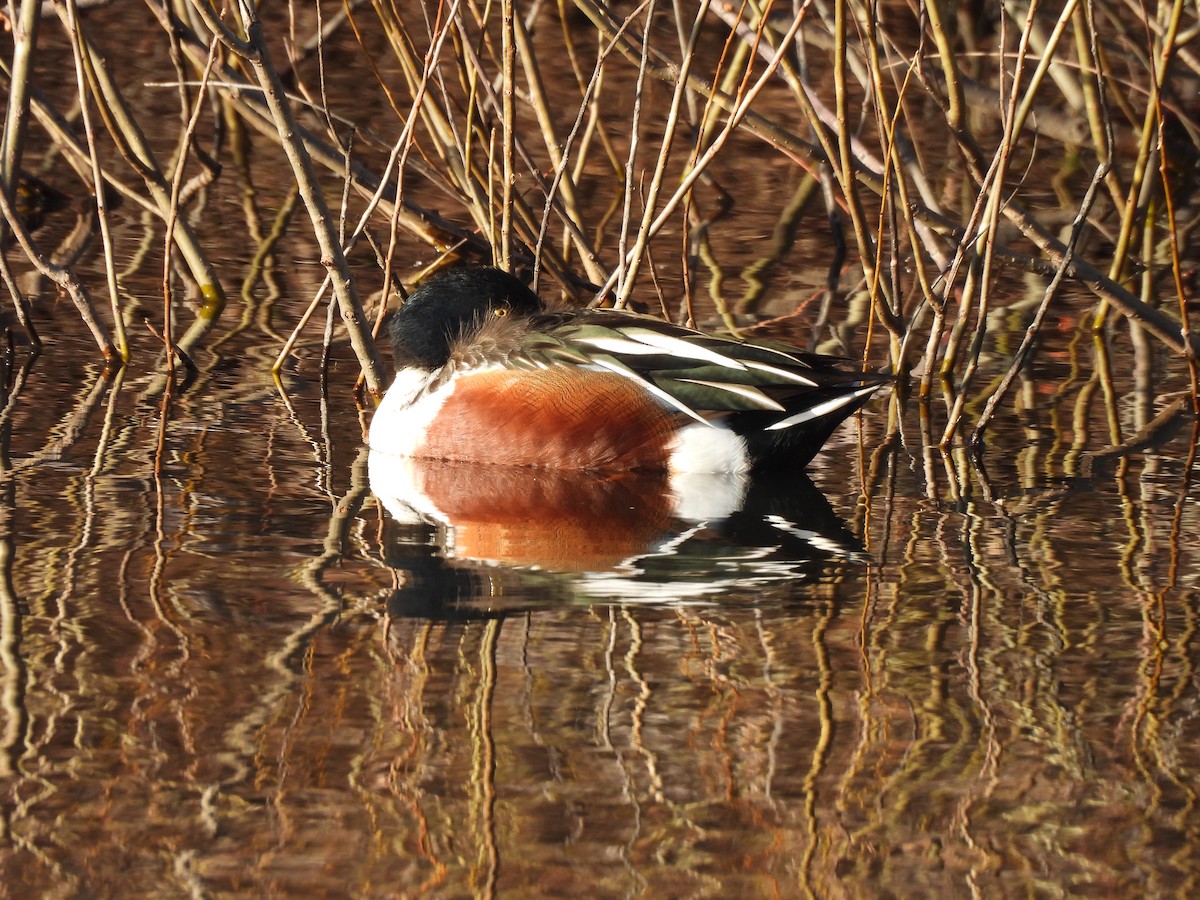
416 368 678 470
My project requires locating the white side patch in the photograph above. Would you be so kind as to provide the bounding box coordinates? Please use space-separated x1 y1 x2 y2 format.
367 367 452 457
667 422 750 474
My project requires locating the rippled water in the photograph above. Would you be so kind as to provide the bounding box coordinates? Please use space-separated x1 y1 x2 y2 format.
4 6 1200 898
2 314 1197 896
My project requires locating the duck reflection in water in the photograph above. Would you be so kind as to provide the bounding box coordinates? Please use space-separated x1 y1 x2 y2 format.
371 458 870 617
367 265 888 614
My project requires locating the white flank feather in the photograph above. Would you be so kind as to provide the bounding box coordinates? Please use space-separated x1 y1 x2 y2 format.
667 422 751 474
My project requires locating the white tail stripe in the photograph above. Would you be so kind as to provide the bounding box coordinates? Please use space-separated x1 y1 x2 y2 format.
764 384 878 430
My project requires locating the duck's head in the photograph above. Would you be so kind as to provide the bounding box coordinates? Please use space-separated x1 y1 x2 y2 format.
390 266 546 369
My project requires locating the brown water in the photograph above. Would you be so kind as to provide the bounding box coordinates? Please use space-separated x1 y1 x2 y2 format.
3 311 1198 897
4 5 1200 899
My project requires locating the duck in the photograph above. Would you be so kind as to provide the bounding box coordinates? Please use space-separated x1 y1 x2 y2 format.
367 265 889 474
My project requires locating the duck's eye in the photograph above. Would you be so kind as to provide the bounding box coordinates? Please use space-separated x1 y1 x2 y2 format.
493 305 510 318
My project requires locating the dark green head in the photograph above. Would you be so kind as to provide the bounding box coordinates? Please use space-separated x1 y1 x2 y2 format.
389 266 546 369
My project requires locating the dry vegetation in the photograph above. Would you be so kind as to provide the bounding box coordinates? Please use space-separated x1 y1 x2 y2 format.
1 0 1198 451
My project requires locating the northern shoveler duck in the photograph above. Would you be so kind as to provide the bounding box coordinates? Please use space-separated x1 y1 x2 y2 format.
368 266 889 474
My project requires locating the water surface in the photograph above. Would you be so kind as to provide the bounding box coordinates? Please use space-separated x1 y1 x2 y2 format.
2 316 1197 897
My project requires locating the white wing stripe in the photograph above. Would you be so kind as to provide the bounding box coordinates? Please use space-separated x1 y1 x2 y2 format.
676 379 786 411
621 327 749 369
575 335 665 355
742 360 818 386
